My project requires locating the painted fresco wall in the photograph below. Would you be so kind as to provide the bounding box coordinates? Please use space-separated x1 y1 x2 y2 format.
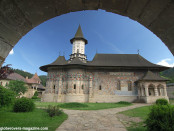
42 68 146 103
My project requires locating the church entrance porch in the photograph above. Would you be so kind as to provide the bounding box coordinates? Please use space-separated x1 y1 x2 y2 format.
138 82 169 103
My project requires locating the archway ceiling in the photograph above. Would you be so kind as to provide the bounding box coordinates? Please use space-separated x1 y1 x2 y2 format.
0 0 174 65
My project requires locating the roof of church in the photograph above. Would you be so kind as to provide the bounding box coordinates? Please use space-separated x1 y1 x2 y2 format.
37 84 45 90
26 73 41 84
70 25 88 44
69 57 85 65
7 73 27 82
40 54 169 72
140 71 168 81
49 56 67 65
89 54 165 68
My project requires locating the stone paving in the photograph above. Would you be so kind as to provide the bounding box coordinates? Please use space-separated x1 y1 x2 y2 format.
56 104 149 131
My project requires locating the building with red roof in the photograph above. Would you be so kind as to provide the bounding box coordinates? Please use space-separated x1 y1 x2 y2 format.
0 72 45 98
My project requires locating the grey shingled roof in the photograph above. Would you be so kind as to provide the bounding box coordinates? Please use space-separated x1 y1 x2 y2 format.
69 57 85 65
7 73 27 82
70 25 88 44
89 54 165 68
49 56 67 65
37 84 45 90
140 71 168 81
40 54 169 72
74 25 84 38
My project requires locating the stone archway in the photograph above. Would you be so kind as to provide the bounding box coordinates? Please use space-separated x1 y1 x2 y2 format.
0 0 174 65
148 84 155 96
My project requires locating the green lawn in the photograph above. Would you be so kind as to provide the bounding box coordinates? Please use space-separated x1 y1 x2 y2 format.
35 101 132 110
0 107 68 131
120 106 151 120
169 99 174 104
119 106 152 131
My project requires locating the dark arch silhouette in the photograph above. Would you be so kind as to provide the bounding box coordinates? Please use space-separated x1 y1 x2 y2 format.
0 0 174 66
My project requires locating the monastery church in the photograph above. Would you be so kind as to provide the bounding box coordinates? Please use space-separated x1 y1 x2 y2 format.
40 25 169 103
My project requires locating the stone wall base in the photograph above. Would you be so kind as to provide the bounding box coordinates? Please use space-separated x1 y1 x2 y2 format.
41 93 138 103
139 96 169 103
42 94 169 103
41 93 89 103
89 95 137 103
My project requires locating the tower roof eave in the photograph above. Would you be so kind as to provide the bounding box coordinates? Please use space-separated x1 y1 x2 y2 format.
70 37 88 44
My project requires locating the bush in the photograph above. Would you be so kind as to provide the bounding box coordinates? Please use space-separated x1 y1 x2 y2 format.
59 102 88 108
0 85 15 108
31 96 38 99
117 101 132 105
34 91 38 97
47 105 62 117
13 97 35 112
145 104 174 131
156 98 168 105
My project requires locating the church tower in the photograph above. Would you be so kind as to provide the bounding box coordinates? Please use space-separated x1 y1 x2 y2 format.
69 25 88 62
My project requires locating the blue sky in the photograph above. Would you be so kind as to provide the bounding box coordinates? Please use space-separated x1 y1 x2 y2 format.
5 10 174 76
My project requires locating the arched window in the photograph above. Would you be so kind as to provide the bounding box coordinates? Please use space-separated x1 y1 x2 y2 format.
128 81 132 91
82 85 84 90
74 84 76 89
117 80 121 90
99 85 102 90
148 84 155 96
53 85 55 89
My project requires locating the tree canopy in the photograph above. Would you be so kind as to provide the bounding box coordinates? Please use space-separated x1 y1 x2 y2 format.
8 80 27 96
0 85 15 107
0 64 13 79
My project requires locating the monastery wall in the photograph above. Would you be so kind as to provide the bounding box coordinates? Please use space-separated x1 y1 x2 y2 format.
89 95 137 103
91 71 142 96
64 94 89 102
43 69 148 103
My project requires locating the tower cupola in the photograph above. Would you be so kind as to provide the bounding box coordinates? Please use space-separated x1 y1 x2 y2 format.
69 25 87 62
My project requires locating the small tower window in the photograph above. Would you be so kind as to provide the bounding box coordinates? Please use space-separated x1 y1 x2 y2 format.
74 84 76 89
117 80 121 90
82 85 84 89
128 81 132 91
99 85 102 90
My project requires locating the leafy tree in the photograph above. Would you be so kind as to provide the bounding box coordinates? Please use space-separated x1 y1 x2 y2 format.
0 64 13 79
32 91 38 99
34 91 38 96
39 75 47 86
0 85 15 107
8 80 27 96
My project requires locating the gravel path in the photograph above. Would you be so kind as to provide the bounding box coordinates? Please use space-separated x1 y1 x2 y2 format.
56 103 149 131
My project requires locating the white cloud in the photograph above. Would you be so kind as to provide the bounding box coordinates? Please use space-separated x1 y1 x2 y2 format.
157 58 174 67
9 49 14 55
